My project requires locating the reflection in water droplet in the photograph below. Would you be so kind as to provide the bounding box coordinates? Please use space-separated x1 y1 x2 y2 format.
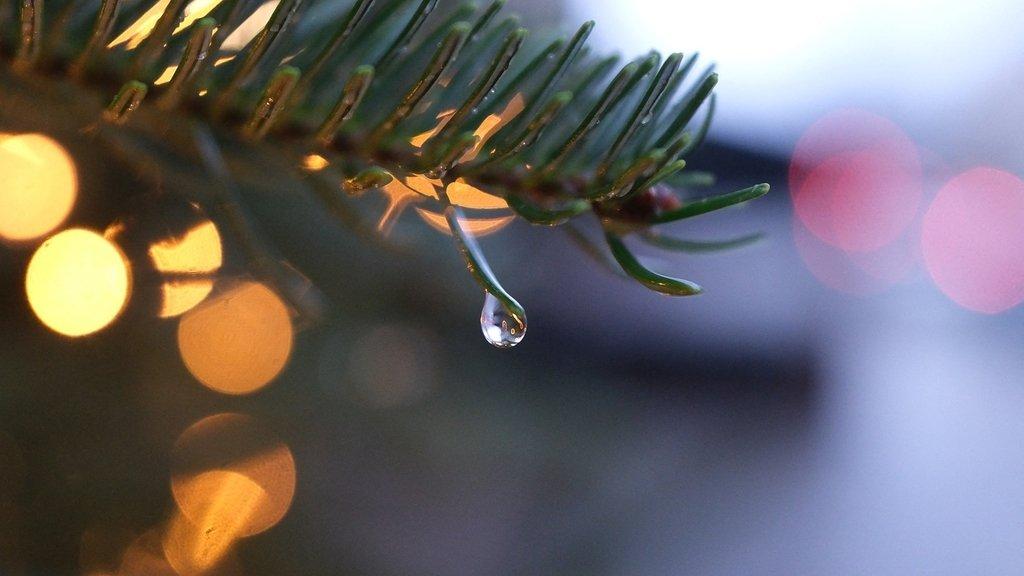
480 292 526 348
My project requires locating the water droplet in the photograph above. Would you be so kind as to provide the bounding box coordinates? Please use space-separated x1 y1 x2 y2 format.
480 292 526 348
640 113 652 126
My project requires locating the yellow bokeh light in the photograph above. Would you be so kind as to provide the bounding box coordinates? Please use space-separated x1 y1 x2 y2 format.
149 221 222 318
149 220 222 275
177 281 293 394
221 0 280 51
152 65 178 85
108 0 225 50
445 179 508 209
375 173 513 236
415 208 515 237
171 414 296 538
159 279 216 319
403 174 443 198
172 0 226 34
460 93 525 163
163 478 260 575
302 154 330 171
377 178 429 233
0 133 78 242
107 0 172 49
409 108 457 148
154 56 234 86
117 530 179 576
26 229 131 337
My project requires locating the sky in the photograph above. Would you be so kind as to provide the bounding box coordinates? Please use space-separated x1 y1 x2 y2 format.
568 0 1024 172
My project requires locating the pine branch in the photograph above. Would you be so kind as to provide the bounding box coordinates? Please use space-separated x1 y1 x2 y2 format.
0 0 769 348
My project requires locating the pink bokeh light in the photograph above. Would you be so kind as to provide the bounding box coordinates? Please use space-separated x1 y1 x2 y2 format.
790 110 922 253
921 167 1024 314
793 217 916 296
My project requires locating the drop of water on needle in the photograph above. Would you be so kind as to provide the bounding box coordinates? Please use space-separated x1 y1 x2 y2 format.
480 292 526 348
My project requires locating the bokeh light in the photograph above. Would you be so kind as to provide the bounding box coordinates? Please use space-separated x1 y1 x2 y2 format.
790 109 922 253
118 526 242 576
148 221 223 318
415 208 515 237
163 507 245 576
117 530 178 576
220 0 280 51
376 174 514 237
107 0 225 51
0 133 77 242
107 0 173 49
341 323 439 408
793 217 917 296
302 154 330 171
443 179 509 210
921 167 1024 314
171 413 296 538
105 197 223 319
177 281 293 394
408 94 525 161
26 229 131 337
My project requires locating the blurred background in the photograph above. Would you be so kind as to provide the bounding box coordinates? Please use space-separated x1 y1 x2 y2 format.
2 0 1024 574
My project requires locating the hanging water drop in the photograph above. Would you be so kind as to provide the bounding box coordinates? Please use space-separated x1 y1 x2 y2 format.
480 292 526 348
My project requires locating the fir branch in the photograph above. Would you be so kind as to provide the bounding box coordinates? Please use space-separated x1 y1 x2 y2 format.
0 0 769 347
